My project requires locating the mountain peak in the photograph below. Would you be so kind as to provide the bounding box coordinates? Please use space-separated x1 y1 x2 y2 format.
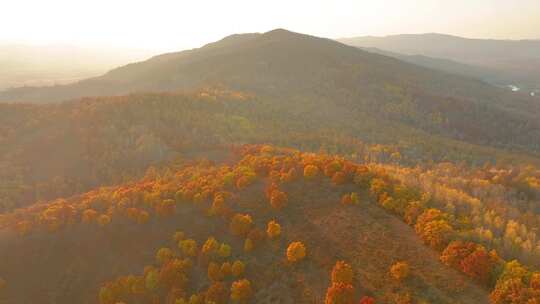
202 32 260 49
206 29 304 48
262 28 306 39
264 28 295 35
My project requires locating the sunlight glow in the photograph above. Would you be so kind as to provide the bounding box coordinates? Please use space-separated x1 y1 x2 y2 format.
1 0 539 52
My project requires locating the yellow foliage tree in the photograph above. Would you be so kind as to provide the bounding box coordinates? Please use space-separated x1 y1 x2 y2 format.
231 260 245 278
390 261 410 281
266 220 281 239
188 294 202 304
156 247 174 265
244 238 254 252
230 214 253 237
350 192 359 204
179 239 198 257
218 243 231 258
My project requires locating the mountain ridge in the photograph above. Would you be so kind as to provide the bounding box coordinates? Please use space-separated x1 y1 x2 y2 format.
338 33 540 89
1 28 539 157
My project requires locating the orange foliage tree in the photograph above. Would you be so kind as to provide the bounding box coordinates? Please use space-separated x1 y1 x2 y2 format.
286 241 306 263
231 279 253 303
441 240 497 285
220 262 232 277
331 261 354 284
325 282 354 304
303 164 320 180
331 171 347 186
82 209 98 223
208 262 224 282
269 189 288 210
414 208 453 250
324 160 342 177
359 296 375 304
460 247 494 284
231 260 245 278
202 237 220 258
326 260 355 304
341 192 359 205
205 281 228 304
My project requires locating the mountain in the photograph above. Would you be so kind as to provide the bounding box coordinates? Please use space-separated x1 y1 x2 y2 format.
2 144 540 303
2 30 534 102
338 33 540 90
1 30 539 157
3 30 540 304
359 47 500 84
0 44 153 90
0 145 495 304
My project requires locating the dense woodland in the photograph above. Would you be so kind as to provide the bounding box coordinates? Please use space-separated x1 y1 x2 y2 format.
1 85 539 215
1 29 540 304
1 145 540 303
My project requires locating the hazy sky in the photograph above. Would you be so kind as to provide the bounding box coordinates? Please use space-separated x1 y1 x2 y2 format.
2 0 539 52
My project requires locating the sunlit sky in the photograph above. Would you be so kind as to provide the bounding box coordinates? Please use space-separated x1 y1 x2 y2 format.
2 0 540 52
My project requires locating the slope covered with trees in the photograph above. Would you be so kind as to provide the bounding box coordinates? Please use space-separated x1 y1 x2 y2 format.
339 33 540 91
1 29 540 304
1 87 538 214
2 144 540 303
0 145 497 304
1 29 539 156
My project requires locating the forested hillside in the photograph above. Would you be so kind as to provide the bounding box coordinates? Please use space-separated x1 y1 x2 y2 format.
1 145 540 303
1 30 539 155
339 33 540 90
1 29 540 304
2 87 539 215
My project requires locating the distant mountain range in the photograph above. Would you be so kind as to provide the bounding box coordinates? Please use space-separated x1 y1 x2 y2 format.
339 33 540 91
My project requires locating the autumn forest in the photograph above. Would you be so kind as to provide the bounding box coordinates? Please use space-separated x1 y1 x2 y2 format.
1 20 540 304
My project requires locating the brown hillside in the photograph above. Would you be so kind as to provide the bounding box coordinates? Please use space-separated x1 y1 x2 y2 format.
0 146 490 304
